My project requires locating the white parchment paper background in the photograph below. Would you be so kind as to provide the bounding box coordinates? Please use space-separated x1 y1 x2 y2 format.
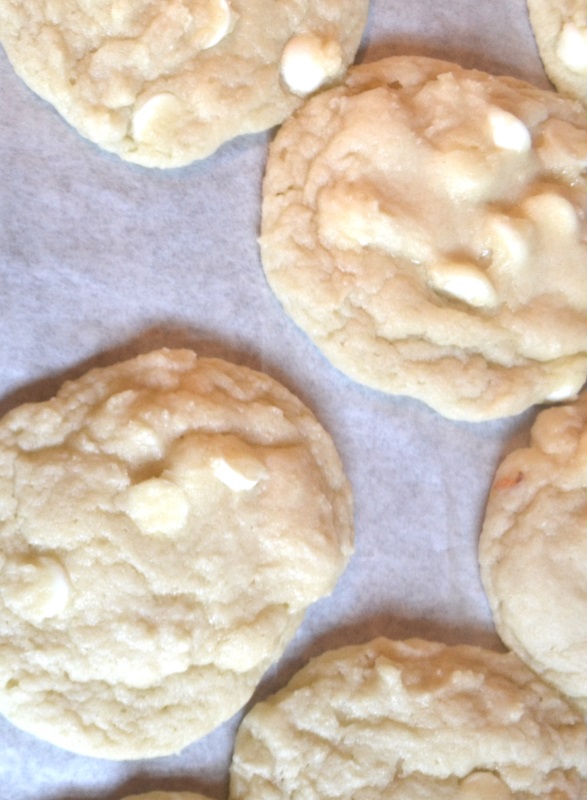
0 1 554 798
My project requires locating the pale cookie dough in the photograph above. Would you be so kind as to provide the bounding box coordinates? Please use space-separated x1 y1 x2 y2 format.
0 0 368 167
480 389 587 713
229 638 587 800
260 56 587 421
527 0 587 105
0 349 353 758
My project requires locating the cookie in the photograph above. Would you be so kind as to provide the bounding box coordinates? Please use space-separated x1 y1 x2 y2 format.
260 55 587 421
0 349 353 758
527 0 587 105
230 637 587 799
0 0 367 168
480 390 587 713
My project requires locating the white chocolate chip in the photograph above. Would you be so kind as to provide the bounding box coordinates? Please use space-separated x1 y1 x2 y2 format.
212 454 266 492
544 374 586 402
486 215 530 268
428 261 498 307
31 556 70 620
3 555 70 622
488 108 532 153
192 0 233 50
435 149 498 201
101 74 139 110
119 477 190 535
522 191 579 236
132 93 184 143
280 35 343 96
557 22 587 75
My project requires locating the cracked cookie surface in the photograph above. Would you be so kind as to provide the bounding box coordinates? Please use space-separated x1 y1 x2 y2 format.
480 389 587 713
260 56 587 421
0 349 353 758
230 637 587 800
0 0 368 166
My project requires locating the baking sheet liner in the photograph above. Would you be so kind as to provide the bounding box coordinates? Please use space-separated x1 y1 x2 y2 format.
0 1 556 797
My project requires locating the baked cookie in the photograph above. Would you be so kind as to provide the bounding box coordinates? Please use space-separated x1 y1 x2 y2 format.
230 637 587 799
0 0 368 167
0 349 353 758
260 56 587 421
527 0 587 105
480 390 587 713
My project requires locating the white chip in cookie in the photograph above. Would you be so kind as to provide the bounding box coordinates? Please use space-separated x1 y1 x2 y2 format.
527 0 587 105
0 349 353 758
0 0 368 167
230 638 587 800
260 56 587 421
480 389 587 713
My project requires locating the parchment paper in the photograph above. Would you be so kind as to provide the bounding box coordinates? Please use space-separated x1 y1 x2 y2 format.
0 1 555 798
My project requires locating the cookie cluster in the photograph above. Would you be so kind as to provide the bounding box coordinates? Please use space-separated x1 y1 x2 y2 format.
1 0 587 799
